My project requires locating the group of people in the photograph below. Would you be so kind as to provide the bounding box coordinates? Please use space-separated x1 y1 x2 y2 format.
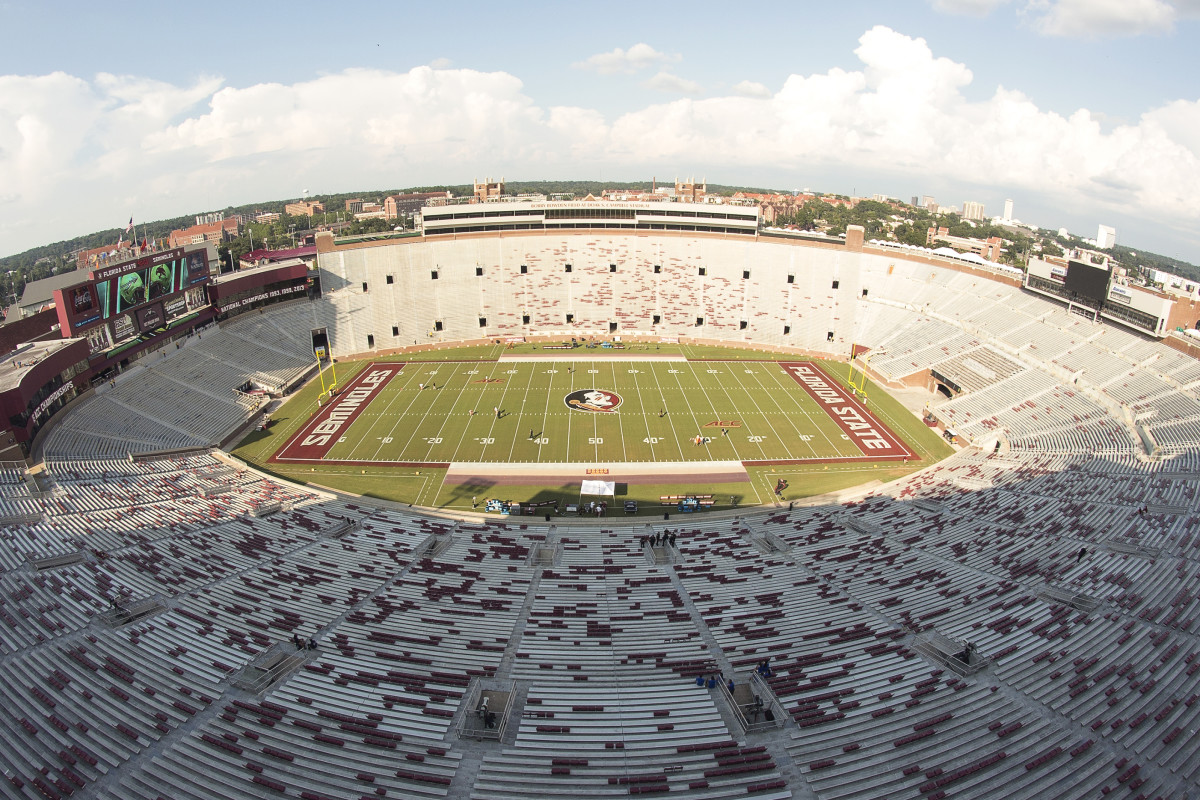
640 531 677 548
292 633 318 651
755 658 773 678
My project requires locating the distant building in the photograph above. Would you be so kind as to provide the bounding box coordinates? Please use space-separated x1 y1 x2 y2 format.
345 199 364 213
284 200 325 217
255 212 282 224
1003 199 1014 221
168 218 239 249
194 211 224 226
383 191 453 221
922 195 937 211
474 178 504 202
927 226 1005 261
962 201 985 221
675 177 706 203
1097 224 1117 249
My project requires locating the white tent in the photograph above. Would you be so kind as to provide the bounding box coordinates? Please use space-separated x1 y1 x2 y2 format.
580 480 615 496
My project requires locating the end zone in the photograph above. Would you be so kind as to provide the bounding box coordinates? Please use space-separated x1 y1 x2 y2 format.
272 363 405 462
779 362 914 460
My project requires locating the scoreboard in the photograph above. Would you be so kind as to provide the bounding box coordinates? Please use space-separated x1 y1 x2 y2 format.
53 247 211 354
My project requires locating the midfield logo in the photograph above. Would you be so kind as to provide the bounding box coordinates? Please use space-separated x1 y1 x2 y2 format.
565 389 622 413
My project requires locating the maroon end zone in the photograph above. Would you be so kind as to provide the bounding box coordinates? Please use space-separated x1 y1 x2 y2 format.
272 363 405 462
779 362 914 460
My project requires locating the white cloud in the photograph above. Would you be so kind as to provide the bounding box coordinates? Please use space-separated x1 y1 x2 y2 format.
643 71 704 95
429 57 453 69
573 43 678 75
2 26 1200 258
733 80 772 98
929 0 1012 16
1027 0 1178 37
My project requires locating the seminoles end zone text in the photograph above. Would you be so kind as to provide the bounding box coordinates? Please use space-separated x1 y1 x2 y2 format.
273 363 404 461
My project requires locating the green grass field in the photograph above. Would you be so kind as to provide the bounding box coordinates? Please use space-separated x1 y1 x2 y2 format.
233 348 955 512
302 359 882 464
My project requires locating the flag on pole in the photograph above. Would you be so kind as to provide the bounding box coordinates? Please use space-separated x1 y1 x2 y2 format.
124 216 134 233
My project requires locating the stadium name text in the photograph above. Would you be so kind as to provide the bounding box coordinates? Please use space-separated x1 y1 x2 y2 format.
301 369 394 447
786 366 892 450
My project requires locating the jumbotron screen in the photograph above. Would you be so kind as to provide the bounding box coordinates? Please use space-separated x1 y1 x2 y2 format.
53 247 210 336
1064 260 1111 303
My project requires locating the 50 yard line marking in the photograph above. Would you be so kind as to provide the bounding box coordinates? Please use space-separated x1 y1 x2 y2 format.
610 361 628 462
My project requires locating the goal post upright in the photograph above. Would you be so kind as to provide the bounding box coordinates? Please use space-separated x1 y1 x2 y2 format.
848 343 869 402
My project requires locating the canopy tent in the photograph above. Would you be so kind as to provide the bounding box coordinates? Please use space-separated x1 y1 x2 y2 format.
580 480 615 497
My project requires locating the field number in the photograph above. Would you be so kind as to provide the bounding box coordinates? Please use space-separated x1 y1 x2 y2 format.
587 369 599 374
668 369 681 374
745 369 756 374
747 435 766 443
427 370 438 375
534 437 549 444
337 436 347 443
466 370 479 374
841 434 850 440
545 369 558 374
381 437 394 444
643 437 661 444
798 435 812 442
628 369 640 374
475 437 495 444
707 369 720 374
589 437 603 445
506 369 519 374
424 437 443 444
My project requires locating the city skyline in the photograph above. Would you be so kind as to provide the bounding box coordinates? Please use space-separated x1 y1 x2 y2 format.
1 1 1199 261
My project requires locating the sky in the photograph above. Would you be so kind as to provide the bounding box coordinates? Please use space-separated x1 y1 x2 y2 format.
1 0 1199 262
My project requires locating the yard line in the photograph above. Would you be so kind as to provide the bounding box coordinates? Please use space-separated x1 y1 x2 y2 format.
646 364 686 461
477 363 523 461
759 361 849 457
739 363 822 459
504 364 542 461
610 361 628 462
534 363 559 464
686 360 776 461
445 363 504 462
347 362 421 455
666 362 721 461
627 363 660 463
405 362 475 461
362 363 448 461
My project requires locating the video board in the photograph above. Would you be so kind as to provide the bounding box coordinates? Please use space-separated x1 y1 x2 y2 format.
53 247 211 346
1064 260 1111 304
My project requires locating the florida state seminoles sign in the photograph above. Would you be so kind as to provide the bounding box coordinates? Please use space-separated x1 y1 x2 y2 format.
565 389 622 413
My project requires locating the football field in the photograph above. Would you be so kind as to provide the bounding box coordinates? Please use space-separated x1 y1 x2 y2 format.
271 357 914 466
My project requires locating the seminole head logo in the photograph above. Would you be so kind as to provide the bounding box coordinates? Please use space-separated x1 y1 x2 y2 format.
565 389 622 413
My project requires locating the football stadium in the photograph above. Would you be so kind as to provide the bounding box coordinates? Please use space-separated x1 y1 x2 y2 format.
1 200 1199 799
